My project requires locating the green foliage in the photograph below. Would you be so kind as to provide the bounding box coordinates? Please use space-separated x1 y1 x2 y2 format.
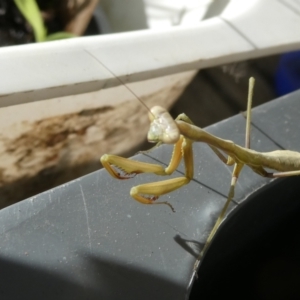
45 32 76 41
14 0 76 42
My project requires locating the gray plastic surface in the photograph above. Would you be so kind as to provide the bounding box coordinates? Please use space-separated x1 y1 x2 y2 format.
0 90 299 299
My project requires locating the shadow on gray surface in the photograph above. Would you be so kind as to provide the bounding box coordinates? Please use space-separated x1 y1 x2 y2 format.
0 257 99 299
190 176 300 300
0 252 183 300
174 234 203 259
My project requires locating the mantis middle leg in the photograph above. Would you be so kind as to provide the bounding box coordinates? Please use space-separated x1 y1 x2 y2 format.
194 78 255 267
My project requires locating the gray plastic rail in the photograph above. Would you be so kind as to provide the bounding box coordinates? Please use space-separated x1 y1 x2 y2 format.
0 90 299 299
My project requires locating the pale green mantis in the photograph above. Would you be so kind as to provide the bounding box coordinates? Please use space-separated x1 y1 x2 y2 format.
101 77 300 266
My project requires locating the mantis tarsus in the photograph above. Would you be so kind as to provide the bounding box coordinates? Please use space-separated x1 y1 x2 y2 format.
101 76 300 272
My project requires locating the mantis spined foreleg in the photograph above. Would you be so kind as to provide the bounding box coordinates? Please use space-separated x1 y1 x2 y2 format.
101 106 196 212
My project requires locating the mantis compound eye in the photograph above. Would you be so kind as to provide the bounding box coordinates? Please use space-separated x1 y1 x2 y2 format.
148 106 180 144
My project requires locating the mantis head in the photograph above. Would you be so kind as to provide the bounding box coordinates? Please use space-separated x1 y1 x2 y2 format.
147 106 180 144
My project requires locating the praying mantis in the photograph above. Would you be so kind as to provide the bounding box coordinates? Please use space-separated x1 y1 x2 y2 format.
100 77 300 268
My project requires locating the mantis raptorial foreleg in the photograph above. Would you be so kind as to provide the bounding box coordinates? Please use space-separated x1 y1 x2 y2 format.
101 110 195 212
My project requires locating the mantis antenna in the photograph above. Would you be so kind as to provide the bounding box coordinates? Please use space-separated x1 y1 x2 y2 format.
85 50 180 144
85 50 154 117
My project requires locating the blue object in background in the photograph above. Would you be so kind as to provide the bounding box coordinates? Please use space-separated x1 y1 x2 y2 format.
275 50 300 96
